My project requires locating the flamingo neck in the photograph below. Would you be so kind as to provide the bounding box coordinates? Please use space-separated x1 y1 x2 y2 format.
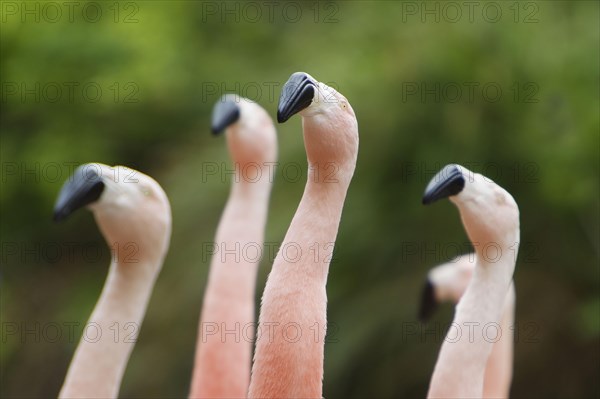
482 283 515 398
248 160 352 399
230 164 274 204
190 162 273 398
59 258 161 398
427 251 515 398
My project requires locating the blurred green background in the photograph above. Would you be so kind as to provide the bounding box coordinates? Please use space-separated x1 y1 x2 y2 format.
1 1 598 397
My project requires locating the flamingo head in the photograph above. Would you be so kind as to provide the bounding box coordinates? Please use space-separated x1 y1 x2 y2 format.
53 163 172 264
211 94 277 168
418 255 475 322
277 72 359 183
422 164 520 254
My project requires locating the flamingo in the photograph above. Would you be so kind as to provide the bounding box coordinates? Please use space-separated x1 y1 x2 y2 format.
189 95 277 398
419 254 516 398
422 164 520 398
54 163 171 398
247 72 359 398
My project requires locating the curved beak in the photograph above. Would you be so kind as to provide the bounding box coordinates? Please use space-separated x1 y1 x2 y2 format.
277 72 316 123
422 164 465 205
53 165 105 222
418 279 439 322
211 96 241 135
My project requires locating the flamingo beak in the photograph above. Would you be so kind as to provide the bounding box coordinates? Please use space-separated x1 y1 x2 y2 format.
277 72 316 123
422 164 465 205
418 279 439 322
211 96 241 135
53 165 105 222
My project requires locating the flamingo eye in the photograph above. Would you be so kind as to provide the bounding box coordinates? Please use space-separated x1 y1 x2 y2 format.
140 186 152 197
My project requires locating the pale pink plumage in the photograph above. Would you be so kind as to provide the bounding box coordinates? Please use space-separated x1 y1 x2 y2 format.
248 75 359 398
426 165 520 399
426 254 515 398
190 97 277 398
59 164 172 398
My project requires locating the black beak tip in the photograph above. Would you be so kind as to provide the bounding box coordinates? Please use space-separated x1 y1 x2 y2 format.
211 96 241 135
422 164 465 205
52 165 105 223
418 279 438 323
277 72 316 124
52 211 63 222
276 109 289 124
52 207 70 222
